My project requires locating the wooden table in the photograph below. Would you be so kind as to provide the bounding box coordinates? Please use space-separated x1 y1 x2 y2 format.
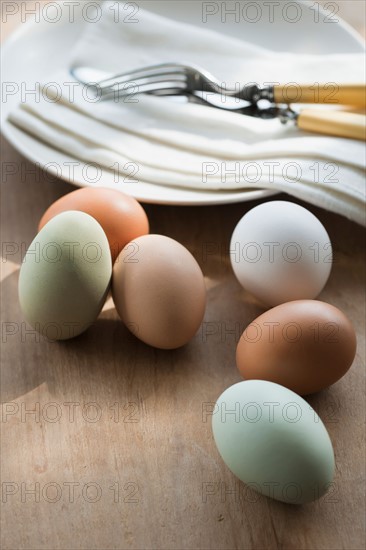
1 3 365 549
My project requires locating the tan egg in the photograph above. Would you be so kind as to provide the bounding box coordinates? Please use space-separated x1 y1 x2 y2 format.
236 300 357 395
112 235 206 349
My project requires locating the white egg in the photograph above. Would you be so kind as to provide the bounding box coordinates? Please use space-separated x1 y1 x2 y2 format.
230 201 332 306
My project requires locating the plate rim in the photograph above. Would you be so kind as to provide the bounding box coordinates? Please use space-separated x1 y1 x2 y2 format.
1 0 365 205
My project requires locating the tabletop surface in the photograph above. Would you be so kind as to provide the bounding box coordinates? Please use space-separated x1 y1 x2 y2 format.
1 2 365 549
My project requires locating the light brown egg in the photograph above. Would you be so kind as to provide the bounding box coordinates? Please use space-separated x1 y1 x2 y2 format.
39 187 149 262
236 300 357 395
112 235 206 349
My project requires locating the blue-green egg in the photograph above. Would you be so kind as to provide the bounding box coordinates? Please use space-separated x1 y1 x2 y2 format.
19 211 112 340
212 380 335 504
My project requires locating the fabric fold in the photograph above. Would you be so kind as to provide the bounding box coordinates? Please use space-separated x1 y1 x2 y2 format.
8 0 366 225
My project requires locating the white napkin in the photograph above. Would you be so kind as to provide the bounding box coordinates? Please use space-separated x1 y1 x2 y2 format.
8 0 366 224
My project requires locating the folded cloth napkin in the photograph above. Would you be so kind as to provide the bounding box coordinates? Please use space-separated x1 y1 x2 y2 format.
8 0 366 224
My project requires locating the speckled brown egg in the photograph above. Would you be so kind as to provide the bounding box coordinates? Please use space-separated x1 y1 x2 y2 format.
236 300 357 395
112 234 206 349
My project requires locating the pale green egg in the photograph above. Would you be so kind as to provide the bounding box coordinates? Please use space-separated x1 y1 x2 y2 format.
19 211 112 340
212 380 335 504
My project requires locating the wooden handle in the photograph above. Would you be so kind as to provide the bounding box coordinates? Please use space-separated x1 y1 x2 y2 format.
297 109 366 140
274 84 366 107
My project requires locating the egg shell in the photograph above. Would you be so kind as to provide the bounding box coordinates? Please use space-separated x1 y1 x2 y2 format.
38 187 149 262
212 380 335 504
19 211 112 340
112 234 206 349
230 201 332 306
236 300 357 395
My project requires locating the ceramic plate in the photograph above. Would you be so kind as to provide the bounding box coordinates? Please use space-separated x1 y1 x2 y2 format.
1 0 364 204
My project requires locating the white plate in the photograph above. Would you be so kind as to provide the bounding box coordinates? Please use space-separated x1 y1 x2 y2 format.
1 0 364 205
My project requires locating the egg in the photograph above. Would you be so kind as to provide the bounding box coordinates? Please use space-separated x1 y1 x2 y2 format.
19 211 112 340
212 380 335 504
112 234 206 349
236 300 357 395
39 187 149 262
230 201 332 306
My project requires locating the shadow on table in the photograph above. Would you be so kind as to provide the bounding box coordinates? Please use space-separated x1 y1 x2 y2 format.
0 269 264 405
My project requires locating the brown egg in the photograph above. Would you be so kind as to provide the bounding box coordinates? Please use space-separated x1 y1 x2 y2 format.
112 235 206 349
39 187 149 262
236 300 357 395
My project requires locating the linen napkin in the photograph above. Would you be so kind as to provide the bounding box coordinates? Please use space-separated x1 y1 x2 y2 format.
8 0 366 224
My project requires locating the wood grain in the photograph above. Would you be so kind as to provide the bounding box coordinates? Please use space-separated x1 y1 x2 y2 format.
1 3 365 549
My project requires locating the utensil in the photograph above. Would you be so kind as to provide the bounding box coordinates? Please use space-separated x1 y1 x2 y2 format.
229 103 365 141
71 63 366 141
3 0 364 205
71 63 365 106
